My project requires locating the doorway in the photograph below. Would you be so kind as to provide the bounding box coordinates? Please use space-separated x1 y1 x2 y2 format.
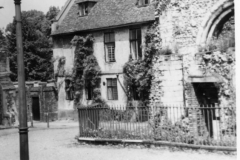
32 97 40 121
192 83 219 137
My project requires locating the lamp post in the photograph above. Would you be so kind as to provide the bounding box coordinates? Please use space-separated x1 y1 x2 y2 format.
14 0 29 160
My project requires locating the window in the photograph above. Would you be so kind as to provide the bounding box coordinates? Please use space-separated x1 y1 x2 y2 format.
78 2 96 16
104 32 115 62
138 0 150 6
107 79 118 100
85 82 93 100
130 28 142 60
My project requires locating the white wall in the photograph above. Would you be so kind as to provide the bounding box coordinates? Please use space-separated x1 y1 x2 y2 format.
53 48 75 111
53 25 150 108
53 47 75 76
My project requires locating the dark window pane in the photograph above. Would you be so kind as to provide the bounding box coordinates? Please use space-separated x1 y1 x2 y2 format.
130 30 136 40
85 82 93 100
104 33 110 43
109 33 115 42
107 79 112 86
137 29 141 39
107 79 118 100
113 87 118 100
112 79 117 86
138 41 142 58
108 88 113 100
130 28 142 60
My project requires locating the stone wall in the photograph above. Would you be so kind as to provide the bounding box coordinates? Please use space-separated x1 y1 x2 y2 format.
14 85 58 123
150 55 185 123
158 0 233 55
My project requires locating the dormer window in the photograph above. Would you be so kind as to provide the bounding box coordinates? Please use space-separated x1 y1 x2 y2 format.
77 1 96 16
138 0 150 7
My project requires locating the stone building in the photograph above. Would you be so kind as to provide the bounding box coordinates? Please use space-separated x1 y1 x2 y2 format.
51 0 235 139
13 82 58 123
1 48 58 127
150 0 235 107
51 0 155 118
149 0 235 139
0 49 16 127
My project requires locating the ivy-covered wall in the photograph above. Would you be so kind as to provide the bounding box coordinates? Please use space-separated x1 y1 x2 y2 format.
157 0 223 54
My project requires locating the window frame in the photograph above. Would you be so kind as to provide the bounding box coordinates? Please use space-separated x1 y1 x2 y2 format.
106 78 118 100
138 0 150 7
130 28 142 60
104 32 116 62
78 2 96 17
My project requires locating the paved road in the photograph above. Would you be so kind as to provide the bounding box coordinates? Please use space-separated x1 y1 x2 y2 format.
0 122 236 160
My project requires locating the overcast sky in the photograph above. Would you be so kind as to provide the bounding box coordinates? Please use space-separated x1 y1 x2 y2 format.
0 0 67 29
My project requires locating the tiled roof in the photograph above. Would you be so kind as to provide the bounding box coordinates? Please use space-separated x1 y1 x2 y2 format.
52 0 155 35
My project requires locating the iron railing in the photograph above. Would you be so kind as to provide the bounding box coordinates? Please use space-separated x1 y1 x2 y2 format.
78 104 236 147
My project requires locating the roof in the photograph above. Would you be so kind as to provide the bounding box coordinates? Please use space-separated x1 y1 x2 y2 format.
52 0 155 35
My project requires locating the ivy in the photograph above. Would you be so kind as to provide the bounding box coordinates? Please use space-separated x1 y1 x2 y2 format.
123 22 160 103
71 35 104 106
199 35 235 107
152 0 171 16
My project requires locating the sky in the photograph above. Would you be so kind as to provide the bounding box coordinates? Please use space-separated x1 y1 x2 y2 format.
0 0 67 29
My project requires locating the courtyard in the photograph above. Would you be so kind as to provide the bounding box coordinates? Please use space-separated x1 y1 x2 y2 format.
0 121 236 160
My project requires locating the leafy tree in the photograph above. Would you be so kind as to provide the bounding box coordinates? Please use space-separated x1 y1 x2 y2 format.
5 8 59 81
42 6 60 37
0 29 7 59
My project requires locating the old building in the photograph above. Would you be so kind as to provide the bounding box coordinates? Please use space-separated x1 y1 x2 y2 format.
0 50 16 127
150 0 234 106
51 0 155 119
51 0 235 140
149 0 235 139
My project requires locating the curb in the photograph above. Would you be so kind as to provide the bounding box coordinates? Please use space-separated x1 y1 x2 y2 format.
78 138 236 152
0 126 18 130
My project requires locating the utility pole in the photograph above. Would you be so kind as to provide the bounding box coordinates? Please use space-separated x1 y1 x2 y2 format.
14 0 30 160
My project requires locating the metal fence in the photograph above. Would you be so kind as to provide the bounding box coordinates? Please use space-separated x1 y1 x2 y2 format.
78 104 236 147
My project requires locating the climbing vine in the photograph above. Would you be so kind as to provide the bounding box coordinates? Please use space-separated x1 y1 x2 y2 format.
123 21 161 103
152 0 171 16
71 35 104 106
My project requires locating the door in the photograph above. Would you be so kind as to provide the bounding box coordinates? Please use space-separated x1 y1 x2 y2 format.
32 97 40 121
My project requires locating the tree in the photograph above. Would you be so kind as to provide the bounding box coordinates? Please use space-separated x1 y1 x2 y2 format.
5 8 59 81
0 29 6 57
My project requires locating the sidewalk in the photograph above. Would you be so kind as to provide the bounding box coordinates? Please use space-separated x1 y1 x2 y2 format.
0 120 79 137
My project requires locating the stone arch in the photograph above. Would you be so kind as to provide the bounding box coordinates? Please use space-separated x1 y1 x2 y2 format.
197 0 234 44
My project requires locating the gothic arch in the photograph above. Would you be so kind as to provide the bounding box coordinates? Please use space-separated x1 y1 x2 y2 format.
197 0 234 44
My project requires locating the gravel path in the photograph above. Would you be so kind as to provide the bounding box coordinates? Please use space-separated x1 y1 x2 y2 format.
0 127 236 160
